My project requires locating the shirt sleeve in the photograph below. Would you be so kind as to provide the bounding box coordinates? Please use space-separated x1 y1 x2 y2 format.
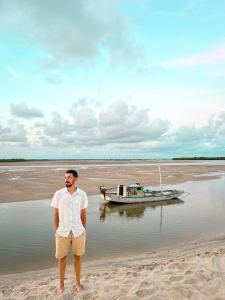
81 192 88 209
51 192 58 208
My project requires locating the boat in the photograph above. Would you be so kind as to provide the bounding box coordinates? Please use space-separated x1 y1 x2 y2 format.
99 165 186 204
100 184 184 203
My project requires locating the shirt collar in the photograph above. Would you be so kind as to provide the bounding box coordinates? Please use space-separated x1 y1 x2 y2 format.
64 187 81 195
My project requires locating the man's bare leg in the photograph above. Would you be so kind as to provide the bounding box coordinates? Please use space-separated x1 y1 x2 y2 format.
58 256 67 293
74 255 82 292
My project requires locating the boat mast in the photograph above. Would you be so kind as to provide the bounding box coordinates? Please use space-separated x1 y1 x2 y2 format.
158 165 162 192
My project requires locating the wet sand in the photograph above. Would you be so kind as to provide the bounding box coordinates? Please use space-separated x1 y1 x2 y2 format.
1 160 225 203
1 236 225 299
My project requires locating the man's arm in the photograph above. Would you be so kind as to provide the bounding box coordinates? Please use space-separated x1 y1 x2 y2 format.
54 208 59 232
81 208 86 229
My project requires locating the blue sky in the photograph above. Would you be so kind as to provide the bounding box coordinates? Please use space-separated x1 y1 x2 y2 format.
0 0 224 159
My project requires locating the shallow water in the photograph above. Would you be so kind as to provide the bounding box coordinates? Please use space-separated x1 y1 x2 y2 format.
0 175 225 275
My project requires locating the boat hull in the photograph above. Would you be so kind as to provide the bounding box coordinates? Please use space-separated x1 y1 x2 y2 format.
100 190 184 203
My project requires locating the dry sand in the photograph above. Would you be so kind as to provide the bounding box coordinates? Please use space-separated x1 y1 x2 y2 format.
1 236 225 299
1 160 225 202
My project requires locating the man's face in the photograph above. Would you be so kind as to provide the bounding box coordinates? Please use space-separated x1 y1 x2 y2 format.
64 173 77 187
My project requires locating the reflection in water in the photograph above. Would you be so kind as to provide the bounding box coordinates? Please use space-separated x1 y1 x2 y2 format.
99 199 184 222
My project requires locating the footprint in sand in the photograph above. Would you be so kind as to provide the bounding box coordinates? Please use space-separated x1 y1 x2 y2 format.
139 281 151 288
1 287 13 296
183 278 192 285
19 286 27 292
38 281 48 286
126 271 138 277
135 265 145 271
136 288 152 297
191 273 205 290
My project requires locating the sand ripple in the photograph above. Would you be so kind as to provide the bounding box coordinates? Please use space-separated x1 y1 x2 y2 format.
1 241 225 299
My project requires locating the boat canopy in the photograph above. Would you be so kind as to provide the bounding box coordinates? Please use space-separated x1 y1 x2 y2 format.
117 184 145 197
127 183 140 187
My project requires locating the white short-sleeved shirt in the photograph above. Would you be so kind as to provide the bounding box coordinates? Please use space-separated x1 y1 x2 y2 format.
51 187 88 237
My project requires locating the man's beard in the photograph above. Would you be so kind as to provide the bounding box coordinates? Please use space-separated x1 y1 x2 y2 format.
65 182 72 187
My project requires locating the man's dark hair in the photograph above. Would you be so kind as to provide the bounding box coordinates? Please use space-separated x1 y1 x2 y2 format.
66 169 78 178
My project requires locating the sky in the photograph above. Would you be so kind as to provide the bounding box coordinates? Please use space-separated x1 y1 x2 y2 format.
0 0 225 159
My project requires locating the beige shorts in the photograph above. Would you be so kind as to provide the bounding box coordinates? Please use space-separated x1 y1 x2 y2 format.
55 231 86 259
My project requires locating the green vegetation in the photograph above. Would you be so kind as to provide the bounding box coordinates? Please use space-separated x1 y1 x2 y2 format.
0 159 50 162
1 157 225 162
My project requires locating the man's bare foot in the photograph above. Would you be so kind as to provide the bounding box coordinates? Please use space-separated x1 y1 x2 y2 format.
57 286 64 294
75 283 84 292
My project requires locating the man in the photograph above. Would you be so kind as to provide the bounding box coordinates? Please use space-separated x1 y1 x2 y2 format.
51 169 88 293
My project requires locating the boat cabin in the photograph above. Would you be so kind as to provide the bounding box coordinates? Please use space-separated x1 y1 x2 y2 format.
117 183 145 197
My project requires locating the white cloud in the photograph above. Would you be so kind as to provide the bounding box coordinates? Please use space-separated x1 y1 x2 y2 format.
70 107 98 129
36 100 170 148
172 111 225 155
0 0 135 66
42 111 70 136
26 128 42 148
0 120 27 143
99 100 129 126
1 101 225 158
161 43 225 68
10 102 44 119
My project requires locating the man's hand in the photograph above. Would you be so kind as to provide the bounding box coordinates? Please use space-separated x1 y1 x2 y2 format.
54 208 59 232
81 208 86 229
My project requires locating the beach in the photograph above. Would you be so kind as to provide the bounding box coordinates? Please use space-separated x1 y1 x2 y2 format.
1 160 225 299
1 159 225 203
1 236 225 299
